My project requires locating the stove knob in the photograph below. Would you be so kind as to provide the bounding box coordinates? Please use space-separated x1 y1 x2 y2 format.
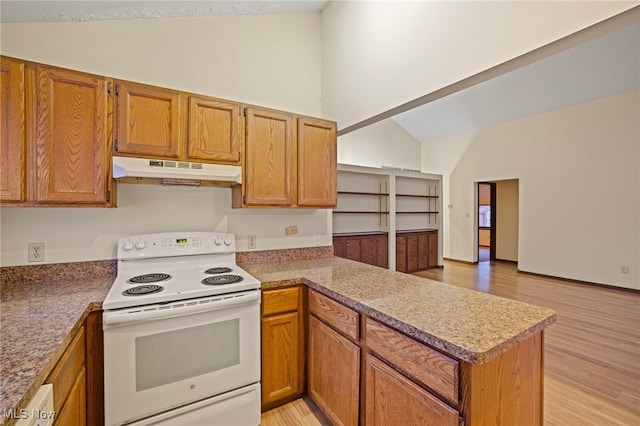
123 240 134 251
214 236 223 246
223 236 232 246
135 240 147 250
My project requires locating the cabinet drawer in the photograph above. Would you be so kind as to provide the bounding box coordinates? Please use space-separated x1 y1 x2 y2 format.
365 354 458 426
46 327 86 413
309 290 359 342
263 286 300 316
365 318 458 405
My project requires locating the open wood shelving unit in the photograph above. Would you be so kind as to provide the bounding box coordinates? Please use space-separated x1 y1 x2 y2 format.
332 164 443 271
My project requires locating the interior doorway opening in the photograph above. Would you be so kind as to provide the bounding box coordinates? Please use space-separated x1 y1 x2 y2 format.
478 182 496 262
476 179 520 264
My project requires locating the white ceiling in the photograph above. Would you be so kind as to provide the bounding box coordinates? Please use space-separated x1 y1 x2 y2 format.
0 1 330 23
392 20 640 143
1 1 638 143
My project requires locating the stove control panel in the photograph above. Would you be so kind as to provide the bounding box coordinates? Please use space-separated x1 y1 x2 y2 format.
118 232 236 259
162 237 201 249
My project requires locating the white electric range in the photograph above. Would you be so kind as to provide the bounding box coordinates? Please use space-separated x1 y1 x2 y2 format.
103 232 261 426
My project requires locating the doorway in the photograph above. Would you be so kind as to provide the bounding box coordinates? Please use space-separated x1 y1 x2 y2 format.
477 182 496 262
476 179 520 264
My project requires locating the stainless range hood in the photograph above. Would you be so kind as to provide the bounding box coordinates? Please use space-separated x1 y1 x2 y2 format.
112 156 242 187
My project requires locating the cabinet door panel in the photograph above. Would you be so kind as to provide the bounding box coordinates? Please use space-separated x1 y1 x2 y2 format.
361 237 378 266
376 235 389 268
36 67 109 204
333 238 345 258
308 315 360 426
262 312 302 406
297 117 336 207
406 234 419 272
344 239 361 262
54 367 86 426
187 96 241 164
244 108 295 206
366 354 458 426
0 57 25 202
396 236 407 272
116 82 180 158
428 232 438 267
418 233 430 270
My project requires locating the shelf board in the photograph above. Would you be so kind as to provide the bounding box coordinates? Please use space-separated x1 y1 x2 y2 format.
396 228 438 234
338 191 389 196
333 231 388 237
333 211 390 214
396 211 439 214
396 194 439 198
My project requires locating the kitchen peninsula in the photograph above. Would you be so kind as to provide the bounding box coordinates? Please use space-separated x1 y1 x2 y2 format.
1 253 555 425
243 254 556 425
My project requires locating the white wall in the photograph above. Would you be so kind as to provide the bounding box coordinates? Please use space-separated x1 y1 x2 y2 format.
337 118 421 170
322 1 636 129
0 14 323 115
0 13 331 267
422 91 640 290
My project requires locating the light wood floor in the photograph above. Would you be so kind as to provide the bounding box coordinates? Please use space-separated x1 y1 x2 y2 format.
262 260 640 425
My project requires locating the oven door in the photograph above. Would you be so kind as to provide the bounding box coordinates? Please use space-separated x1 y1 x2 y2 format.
103 290 260 426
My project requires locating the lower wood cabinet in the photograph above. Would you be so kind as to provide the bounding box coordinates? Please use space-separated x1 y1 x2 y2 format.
308 290 360 426
261 286 305 410
45 327 86 426
333 233 388 268
42 311 103 426
396 229 438 272
262 287 543 426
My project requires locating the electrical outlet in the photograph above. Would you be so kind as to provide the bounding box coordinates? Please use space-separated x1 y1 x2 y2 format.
248 235 256 249
285 225 298 236
622 266 630 274
28 242 45 262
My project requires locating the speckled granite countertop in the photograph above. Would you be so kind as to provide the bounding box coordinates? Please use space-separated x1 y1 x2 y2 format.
240 256 556 364
0 272 113 425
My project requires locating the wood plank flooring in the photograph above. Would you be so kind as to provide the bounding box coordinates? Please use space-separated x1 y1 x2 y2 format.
261 260 640 425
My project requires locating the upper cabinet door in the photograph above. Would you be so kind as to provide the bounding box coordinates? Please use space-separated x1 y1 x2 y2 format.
0 57 26 202
115 82 181 158
187 96 242 164
36 66 111 204
244 107 295 206
297 117 337 207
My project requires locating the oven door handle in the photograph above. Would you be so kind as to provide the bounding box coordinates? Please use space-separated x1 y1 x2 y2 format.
103 291 261 327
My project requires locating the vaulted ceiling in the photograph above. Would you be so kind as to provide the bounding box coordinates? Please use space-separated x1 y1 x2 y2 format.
392 20 640 143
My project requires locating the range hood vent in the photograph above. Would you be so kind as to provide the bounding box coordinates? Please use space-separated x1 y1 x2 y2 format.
113 156 242 186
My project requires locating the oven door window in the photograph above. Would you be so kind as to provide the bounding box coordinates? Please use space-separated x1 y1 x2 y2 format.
136 319 239 391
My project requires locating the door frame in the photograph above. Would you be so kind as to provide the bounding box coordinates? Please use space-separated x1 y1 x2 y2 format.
477 182 497 262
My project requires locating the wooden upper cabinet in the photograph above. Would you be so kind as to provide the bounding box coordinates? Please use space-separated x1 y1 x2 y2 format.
243 107 296 206
0 57 26 202
187 96 241 164
234 109 337 209
115 81 181 159
297 117 337 207
36 66 111 204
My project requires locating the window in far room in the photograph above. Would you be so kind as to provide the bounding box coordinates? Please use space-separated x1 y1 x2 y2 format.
479 204 491 228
